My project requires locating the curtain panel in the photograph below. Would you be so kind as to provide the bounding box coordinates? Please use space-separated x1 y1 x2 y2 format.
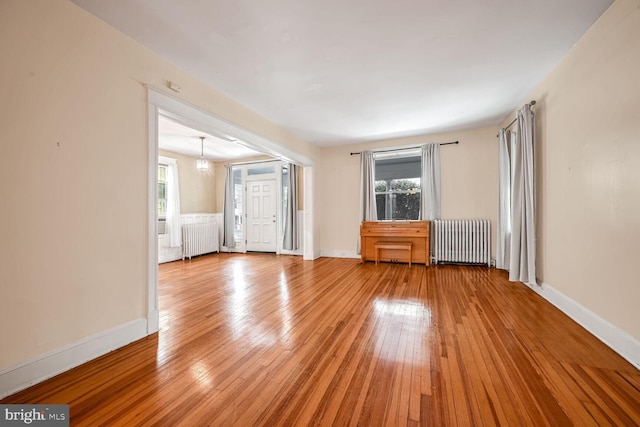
358 151 377 254
166 162 181 248
509 104 536 284
496 129 512 270
420 143 441 220
359 151 378 222
222 165 236 248
283 164 299 251
497 104 536 284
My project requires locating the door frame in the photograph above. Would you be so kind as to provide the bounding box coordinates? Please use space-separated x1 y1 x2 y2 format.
146 87 315 334
229 161 284 254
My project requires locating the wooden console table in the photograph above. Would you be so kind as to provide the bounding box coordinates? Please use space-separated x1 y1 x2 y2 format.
360 221 430 266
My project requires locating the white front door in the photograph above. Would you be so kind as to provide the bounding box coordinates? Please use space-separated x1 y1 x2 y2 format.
246 179 277 252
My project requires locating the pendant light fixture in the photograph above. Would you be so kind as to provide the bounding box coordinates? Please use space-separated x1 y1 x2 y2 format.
196 136 209 171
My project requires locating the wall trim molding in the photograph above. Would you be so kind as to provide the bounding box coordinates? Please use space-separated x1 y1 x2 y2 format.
147 86 314 167
158 253 181 264
528 281 639 369
0 318 148 399
320 250 360 259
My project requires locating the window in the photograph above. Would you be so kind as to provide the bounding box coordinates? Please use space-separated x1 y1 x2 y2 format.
232 168 243 241
374 154 421 220
281 164 289 235
158 164 168 234
247 165 275 176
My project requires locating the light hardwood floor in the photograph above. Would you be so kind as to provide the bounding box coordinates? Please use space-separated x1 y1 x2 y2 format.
3 254 639 426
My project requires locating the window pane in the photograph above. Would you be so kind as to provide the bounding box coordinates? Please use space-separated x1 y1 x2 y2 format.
374 154 421 220
158 165 167 182
375 180 387 192
390 178 420 192
247 166 275 175
233 169 243 240
375 155 420 180
394 192 420 220
158 200 167 217
376 194 387 220
157 182 166 199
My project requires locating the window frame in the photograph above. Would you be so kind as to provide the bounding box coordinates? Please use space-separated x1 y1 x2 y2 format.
373 150 422 221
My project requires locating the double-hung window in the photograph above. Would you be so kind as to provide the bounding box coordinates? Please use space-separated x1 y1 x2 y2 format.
374 153 421 220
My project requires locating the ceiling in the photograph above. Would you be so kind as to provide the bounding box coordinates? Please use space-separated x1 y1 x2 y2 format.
73 0 613 146
158 115 264 161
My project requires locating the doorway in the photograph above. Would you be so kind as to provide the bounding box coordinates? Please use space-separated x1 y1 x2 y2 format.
146 87 316 334
246 179 277 252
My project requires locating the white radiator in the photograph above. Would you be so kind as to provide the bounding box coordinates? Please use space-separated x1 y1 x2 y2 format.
182 222 219 260
433 219 491 266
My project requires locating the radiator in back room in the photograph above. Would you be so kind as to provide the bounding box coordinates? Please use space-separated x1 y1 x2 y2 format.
182 222 219 260
433 219 490 266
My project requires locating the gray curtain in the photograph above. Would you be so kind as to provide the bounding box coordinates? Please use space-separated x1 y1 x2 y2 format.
359 151 378 222
283 163 298 251
222 165 236 248
358 150 377 254
420 143 440 220
509 104 536 284
496 129 512 270
166 161 182 248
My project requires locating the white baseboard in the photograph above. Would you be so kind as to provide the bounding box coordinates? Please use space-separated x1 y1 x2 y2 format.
303 251 321 261
527 281 639 369
158 254 181 264
278 249 303 256
319 250 360 259
0 318 148 399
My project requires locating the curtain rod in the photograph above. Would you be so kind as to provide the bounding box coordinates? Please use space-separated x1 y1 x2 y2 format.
350 141 458 156
497 100 536 137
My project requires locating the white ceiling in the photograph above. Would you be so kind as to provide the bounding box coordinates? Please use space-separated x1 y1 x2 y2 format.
73 0 613 146
158 115 264 161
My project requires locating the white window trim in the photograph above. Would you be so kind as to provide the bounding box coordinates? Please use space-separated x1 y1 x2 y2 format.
374 150 422 221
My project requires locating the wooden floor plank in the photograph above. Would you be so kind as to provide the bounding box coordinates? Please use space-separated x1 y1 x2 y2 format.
2 255 638 426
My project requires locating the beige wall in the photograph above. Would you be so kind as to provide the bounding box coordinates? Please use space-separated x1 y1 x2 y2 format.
158 149 216 213
0 0 317 369
214 162 227 213
316 127 499 254
501 0 640 340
